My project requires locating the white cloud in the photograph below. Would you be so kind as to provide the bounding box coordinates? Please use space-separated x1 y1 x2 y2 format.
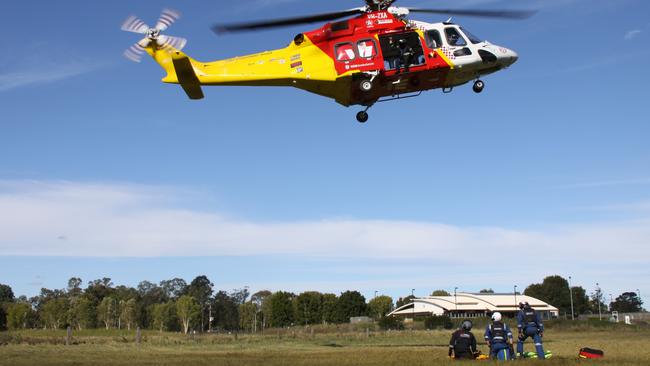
0 60 100 92
1 180 649 265
624 30 642 40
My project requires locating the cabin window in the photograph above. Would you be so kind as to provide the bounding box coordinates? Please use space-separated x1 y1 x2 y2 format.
335 42 356 62
425 30 442 49
357 39 377 58
444 27 467 47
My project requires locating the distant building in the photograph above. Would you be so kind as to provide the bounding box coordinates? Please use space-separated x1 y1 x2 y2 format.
388 293 559 320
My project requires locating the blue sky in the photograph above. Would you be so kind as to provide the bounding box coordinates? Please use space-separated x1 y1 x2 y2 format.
1 0 649 304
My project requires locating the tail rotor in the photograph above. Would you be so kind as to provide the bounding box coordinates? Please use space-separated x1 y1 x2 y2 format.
120 9 187 63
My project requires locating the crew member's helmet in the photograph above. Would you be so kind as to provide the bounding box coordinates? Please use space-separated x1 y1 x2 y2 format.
518 302 525 309
461 320 473 331
491 312 502 322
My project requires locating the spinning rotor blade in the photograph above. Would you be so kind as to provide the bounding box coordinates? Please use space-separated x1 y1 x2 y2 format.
123 38 150 63
407 8 536 20
155 8 181 32
158 35 187 51
121 15 150 34
213 8 365 33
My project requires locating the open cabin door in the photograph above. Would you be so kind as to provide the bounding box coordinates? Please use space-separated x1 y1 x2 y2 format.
378 32 426 75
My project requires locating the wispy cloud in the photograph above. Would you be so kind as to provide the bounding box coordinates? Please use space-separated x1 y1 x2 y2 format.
1 180 649 266
0 60 100 93
624 29 642 40
558 178 650 189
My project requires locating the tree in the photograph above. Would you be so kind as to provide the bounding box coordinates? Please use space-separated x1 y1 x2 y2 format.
589 287 607 316
239 302 257 332
67 278 83 297
321 293 338 324
524 276 572 316
368 295 393 320
268 291 295 327
571 286 590 316
186 276 213 332
68 296 95 330
176 295 200 334
41 298 68 330
0 283 14 330
0 284 14 303
610 292 643 313
251 290 272 329
335 291 367 323
151 301 178 332
6 302 32 330
97 296 117 329
137 281 168 329
480 289 495 294
85 278 115 307
121 298 138 330
431 290 451 296
159 278 187 300
396 295 415 308
294 291 323 325
212 291 240 331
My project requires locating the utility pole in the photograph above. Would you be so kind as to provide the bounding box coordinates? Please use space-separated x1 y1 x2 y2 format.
637 289 642 309
596 283 602 321
454 287 458 315
568 276 575 320
411 288 415 327
374 290 378 299
514 285 518 310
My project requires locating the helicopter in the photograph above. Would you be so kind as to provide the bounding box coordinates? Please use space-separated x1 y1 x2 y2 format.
121 1 534 122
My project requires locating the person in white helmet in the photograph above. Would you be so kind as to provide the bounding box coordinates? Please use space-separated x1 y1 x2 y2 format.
484 312 514 360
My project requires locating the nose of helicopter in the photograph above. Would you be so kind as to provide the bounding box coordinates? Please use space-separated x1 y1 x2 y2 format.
500 48 518 67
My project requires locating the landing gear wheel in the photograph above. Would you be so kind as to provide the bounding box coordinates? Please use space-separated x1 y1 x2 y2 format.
360 79 373 92
356 111 369 123
473 80 485 93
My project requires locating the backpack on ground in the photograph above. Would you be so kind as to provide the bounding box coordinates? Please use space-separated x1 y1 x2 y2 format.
579 347 604 359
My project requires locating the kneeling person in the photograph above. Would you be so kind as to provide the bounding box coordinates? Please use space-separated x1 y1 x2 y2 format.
484 312 513 360
449 320 479 360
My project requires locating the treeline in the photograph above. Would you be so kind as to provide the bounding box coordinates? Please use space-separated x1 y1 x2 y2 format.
0 275 643 332
0 277 394 333
522 275 643 317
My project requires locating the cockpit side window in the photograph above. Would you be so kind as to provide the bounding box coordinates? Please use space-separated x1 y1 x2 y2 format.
334 42 356 62
425 30 442 49
444 27 467 47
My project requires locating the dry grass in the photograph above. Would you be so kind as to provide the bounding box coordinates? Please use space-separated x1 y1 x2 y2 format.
1 325 648 365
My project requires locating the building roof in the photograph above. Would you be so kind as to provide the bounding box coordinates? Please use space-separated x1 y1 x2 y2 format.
389 293 559 317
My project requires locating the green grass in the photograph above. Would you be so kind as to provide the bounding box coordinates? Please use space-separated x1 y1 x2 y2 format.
1 326 648 365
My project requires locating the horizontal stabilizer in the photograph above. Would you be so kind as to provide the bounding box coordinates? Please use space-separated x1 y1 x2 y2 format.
172 56 204 100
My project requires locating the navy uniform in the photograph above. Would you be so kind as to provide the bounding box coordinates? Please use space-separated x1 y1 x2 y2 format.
484 312 513 360
516 302 545 359
449 320 478 360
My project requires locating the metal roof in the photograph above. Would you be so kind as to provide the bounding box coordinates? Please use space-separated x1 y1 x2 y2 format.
389 293 559 317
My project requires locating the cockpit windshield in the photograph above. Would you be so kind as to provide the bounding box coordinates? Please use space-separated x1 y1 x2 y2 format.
460 27 483 44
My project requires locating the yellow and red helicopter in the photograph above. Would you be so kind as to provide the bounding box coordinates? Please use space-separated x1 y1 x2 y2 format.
121 1 534 122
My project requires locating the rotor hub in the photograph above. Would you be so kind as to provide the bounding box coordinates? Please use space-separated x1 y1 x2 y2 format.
147 28 160 40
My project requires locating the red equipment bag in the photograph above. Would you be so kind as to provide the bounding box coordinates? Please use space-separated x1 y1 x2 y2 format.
579 347 604 359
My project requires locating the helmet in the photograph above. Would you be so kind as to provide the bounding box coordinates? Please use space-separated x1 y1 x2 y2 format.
524 301 531 308
491 312 502 322
460 320 473 331
518 302 525 309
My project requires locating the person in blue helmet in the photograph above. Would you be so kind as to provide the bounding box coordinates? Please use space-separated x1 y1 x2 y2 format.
484 312 514 360
516 302 545 359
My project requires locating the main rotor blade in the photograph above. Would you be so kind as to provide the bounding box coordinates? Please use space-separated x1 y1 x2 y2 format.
408 8 537 20
213 8 365 33
155 8 181 32
121 15 150 34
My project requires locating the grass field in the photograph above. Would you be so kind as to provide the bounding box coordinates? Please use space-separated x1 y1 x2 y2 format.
1 322 648 365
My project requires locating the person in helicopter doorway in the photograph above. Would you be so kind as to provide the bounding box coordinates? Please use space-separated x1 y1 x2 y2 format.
448 319 479 360
516 302 545 359
394 38 414 75
484 312 514 360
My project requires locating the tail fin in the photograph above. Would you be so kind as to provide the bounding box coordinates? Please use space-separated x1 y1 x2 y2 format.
146 46 204 100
